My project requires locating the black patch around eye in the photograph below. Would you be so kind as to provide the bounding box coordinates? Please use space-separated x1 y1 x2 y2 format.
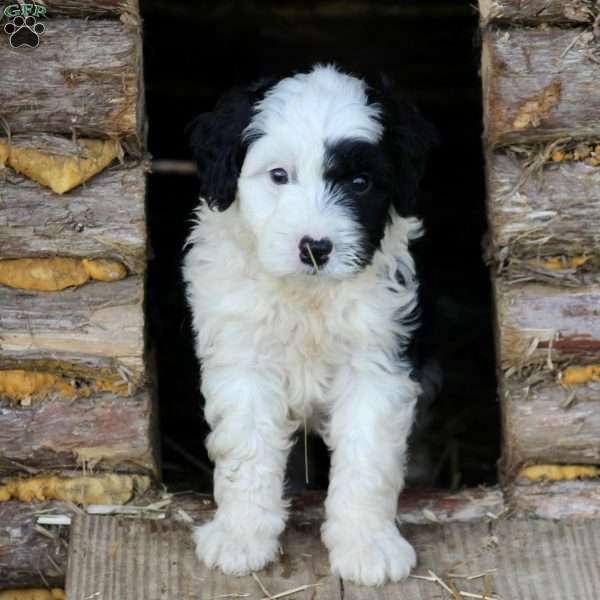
324 139 395 266
270 168 289 185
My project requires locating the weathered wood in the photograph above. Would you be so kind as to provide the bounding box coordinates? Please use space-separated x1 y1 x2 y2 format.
486 150 600 280
482 28 600 145
0 389 156 475
44 0 138 17
65 513 600 599
510 478 600 518
0 475 152 588
0 20 140 140
495 281 600 368
503 378 600 468
0 277 145 385
0 501 69 588
0 163 146 273
166 487 506 525
66 513 340 600
479 0 596 24
0 488 501 591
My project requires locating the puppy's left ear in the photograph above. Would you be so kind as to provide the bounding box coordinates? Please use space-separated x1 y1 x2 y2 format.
372 75 438 217
187 79 273 211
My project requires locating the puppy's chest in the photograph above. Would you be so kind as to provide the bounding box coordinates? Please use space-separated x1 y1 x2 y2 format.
268 289 346 366
261 284 355 406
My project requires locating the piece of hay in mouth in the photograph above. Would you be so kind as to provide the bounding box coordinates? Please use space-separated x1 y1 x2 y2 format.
0 257 127 291
0 137 120 194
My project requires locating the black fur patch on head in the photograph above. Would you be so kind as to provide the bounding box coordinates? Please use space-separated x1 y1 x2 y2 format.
187 79 275 211
323 139 396 267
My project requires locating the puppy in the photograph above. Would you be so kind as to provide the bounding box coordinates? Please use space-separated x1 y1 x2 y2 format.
183 64 435 586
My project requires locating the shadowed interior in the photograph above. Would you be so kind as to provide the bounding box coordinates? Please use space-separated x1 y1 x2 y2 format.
142 0 499 493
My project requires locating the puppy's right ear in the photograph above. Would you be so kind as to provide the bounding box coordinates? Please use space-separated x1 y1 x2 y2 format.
187 80 273 211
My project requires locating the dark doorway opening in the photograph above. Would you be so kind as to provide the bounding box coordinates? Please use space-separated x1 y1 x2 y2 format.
142 0 499 493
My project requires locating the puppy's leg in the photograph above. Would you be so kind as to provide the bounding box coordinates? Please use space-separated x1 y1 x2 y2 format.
193 367 292 575
322 363 419 586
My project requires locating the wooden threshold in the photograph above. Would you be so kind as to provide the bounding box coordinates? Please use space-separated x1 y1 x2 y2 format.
64 489 600 600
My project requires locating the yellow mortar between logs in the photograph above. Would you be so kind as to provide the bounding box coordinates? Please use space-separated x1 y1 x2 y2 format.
519 464 600 482
0 369 129 403
0 590 64 600
561 365 600 385
540 256 589 270
0 138 120 194
0 257 127 291
0 474 150 504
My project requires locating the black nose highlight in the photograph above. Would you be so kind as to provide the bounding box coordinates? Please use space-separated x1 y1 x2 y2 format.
299 236 333 267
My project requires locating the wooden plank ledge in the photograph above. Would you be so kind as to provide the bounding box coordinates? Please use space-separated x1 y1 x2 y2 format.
65 512 600 599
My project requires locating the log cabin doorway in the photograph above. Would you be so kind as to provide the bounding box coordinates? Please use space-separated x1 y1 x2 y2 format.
142 0 499 493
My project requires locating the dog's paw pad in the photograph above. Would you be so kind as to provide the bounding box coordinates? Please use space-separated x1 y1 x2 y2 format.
323 522 416 586
4 15 45 48
193 520 279 576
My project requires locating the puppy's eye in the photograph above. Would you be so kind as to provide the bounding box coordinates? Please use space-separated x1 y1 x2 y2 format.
350 174 371 193
269 168 289 185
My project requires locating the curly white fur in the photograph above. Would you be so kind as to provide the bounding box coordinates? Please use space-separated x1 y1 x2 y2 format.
184 204 421 584
183 65 423 586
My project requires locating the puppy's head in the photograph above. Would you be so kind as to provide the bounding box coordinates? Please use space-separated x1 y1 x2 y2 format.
189 64 436 278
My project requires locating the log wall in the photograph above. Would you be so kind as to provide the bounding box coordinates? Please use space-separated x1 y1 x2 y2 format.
480 0 600 507
0 0 154 588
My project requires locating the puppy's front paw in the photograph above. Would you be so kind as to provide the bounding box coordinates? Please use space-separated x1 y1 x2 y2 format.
193 519 279 576
322 521 416 586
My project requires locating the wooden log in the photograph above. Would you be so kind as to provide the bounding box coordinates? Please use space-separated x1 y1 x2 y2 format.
482 28 600 145
0 164 146 274
0 277 144 385
0 474 151 588
486 150 600 282
510 479 600 518
495 280 600 368
0 500 70 588
0 20 141 141
479 0 596 24
503 378 600 469
43 0 138 17
166 488 506 525
0 389 156 475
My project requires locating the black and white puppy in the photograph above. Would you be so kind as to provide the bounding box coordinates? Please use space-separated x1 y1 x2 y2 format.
183 64 435 586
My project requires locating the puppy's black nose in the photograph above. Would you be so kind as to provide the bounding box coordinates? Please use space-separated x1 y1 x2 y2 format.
299 236 333 267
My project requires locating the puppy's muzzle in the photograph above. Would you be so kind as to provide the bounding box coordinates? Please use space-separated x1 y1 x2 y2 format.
299 236 333 268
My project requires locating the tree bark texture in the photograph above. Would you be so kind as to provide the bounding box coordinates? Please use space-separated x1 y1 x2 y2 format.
494 281 600 369
0 389 156 476
482 28 600 145
503 378 600 469
0 501 69 588
0 19 141 142
0 277 145 386
0 163 146 273
44 0 138 17
479 0 597 24
486 151 600 264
